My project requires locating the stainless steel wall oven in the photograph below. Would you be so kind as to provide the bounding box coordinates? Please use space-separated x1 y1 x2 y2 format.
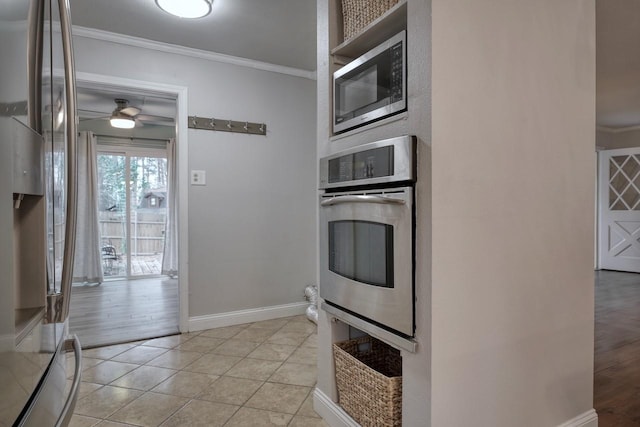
319 136 416 338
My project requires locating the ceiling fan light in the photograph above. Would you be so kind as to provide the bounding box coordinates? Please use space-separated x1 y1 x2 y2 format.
110 115 135 129
155 0 212 19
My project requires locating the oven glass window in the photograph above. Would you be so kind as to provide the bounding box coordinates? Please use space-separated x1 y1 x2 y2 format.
328 220 394 288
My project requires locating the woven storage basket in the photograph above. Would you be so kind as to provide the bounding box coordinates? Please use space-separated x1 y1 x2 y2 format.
341 0 400 41
333 336 402 426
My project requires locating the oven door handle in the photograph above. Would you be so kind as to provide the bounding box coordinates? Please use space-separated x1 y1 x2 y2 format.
320 195 406 207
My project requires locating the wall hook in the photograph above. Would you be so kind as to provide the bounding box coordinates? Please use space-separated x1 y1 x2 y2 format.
187 115 266 136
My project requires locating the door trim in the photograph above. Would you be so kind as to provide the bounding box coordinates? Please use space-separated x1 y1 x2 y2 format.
74 71 189 333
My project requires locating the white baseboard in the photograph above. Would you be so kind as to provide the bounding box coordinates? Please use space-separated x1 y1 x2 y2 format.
313 388 359 427
314 387 597 427
188 302 308 332
557 409 598 427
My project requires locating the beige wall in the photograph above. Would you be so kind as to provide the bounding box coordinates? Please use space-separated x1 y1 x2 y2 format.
431 0 595 425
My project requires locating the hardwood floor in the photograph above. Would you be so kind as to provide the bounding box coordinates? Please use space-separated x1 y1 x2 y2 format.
595 270 640 426
69 277 179 348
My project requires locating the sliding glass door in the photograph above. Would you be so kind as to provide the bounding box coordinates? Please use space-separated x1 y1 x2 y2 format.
98 153 128 277
97 150 167 278
129 155 168 276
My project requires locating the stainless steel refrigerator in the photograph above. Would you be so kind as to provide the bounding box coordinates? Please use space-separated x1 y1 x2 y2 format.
0 1 81 425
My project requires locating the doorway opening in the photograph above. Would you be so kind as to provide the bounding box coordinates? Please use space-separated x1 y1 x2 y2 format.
69 78 184 348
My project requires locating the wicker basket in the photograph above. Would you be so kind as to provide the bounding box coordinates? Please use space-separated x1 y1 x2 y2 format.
333 336 402 426
341 0 400 41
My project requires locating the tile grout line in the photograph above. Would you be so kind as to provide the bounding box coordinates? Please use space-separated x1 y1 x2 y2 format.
74 315 319 426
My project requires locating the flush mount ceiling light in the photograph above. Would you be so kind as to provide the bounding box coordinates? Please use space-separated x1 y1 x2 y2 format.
155 0 213 19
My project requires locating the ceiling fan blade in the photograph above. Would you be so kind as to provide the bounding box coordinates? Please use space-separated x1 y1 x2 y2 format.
78 108 109 116
121 106 141 116
135 114 175 126
79 116 109 122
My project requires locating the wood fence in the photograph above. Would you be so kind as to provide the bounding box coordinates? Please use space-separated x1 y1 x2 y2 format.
99 210 166 256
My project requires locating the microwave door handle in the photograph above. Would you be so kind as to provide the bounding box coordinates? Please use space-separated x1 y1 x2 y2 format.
320 195 406 207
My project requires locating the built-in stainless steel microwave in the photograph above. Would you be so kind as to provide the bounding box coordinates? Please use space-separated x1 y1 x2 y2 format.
333 30 406 134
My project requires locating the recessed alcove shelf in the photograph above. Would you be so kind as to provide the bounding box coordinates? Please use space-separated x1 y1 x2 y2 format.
322 302 417 352
331 0 407 59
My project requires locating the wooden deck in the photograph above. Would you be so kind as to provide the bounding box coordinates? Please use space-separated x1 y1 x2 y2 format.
131 255 163 275
69 277 179 348
103 254 163 277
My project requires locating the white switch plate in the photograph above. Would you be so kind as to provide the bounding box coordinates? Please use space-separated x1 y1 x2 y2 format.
191 170 206 185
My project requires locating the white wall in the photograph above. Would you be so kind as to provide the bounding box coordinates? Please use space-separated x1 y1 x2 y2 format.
72 35 318 319
431 0 595 426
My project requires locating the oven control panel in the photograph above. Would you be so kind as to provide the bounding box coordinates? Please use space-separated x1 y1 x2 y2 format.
329 145 393 183
319 135 416 189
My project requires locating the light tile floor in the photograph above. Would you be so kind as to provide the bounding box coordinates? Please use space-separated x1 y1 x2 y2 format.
68 315 328 427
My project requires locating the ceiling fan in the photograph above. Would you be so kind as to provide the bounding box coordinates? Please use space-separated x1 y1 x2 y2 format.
110 98 139 129
79 98 175 129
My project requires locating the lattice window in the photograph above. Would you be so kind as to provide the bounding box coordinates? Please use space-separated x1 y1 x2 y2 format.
609 155 640 210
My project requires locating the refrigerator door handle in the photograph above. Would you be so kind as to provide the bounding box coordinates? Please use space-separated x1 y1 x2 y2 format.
27 0 44 133
57 0 78 321
56 336 82 427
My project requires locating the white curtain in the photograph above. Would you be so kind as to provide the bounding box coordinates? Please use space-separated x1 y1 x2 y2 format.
73 131 104 283
162 138 178 277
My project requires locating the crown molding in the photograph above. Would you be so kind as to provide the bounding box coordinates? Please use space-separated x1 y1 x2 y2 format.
596 124 640 134
70 25 317 81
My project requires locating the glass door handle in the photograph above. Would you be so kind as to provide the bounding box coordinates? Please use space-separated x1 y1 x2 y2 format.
320 195 406 207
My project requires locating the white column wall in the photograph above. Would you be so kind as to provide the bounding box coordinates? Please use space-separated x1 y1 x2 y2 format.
431 0 595 425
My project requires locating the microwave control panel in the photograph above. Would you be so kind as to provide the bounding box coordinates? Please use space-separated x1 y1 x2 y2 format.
390 42 404 103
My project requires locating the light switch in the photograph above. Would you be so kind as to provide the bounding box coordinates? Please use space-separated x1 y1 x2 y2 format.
191 170 206 185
